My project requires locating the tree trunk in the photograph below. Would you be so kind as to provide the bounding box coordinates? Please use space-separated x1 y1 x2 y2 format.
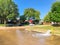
4 19 6 25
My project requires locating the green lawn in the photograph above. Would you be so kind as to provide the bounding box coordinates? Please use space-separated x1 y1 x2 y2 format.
25 25 60 35
0 24 5 26
33 25 60 30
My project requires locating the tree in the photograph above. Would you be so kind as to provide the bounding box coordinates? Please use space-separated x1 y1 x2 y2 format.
24 8 40 20
44 2 60 23
34 11 40 20
44 12 52 22
20 15 26 23
51 2 60 22
0 0 19 24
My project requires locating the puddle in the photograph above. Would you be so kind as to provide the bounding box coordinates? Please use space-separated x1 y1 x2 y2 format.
0 30 60 45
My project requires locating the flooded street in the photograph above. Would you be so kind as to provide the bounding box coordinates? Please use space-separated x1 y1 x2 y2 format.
0 30 60 45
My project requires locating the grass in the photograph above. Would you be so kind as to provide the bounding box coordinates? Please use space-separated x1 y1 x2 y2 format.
0 24 60 35
25 25 60 35
0 24 5 26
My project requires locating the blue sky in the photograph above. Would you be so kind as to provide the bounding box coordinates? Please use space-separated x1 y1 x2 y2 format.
14 0 56 19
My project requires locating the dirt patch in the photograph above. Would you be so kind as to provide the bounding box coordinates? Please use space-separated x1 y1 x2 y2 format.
0 26 25 30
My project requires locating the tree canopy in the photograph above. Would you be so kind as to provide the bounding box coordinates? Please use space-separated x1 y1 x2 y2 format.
44 12 52 22
51 2 60 22
20 15 26 22
0 0 19 20
44 2 60 22
24 8 40 20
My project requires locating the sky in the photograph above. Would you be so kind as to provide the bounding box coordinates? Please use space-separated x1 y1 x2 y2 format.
14 0 56 19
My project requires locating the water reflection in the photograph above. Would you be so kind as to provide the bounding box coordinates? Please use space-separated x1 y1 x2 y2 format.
16 30 24 45
0 30 60 45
